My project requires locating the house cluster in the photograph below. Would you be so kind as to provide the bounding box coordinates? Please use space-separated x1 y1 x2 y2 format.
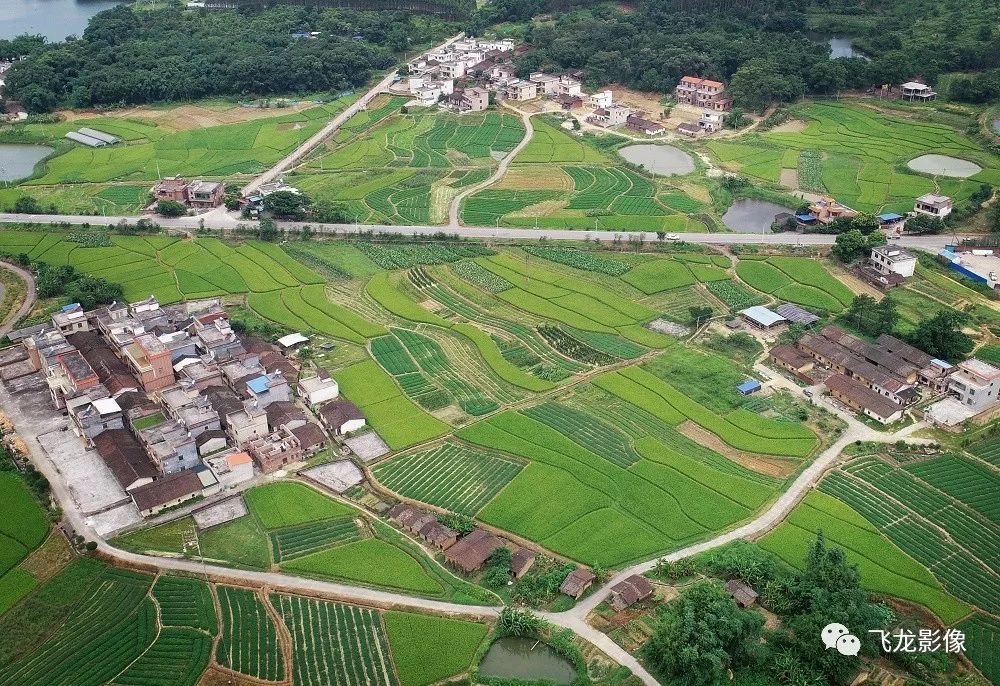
152 176 225 209
405 37 517 109
769 325 959 424
6 298 361 517
673 76 732 137
788 193 953 238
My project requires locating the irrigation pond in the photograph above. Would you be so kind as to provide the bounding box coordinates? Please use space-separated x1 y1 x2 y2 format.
722 198 794 233
478 637 577 684
0 144 54 182
618 144 695 176
907 154 983 178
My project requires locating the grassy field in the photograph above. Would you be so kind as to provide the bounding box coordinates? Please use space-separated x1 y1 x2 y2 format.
455 404 777 566
708 102 1000 213
0 473 49 617
384 611 488 686
245 481 355 529
8 95 357 186
759 491 970 624
0 183 151 215
735 256 854 312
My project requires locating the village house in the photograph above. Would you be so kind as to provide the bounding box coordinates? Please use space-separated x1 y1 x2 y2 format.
225 405 270 446
290 422 326 457
177 358 224 390
139 420 201 474
556 75 582 97
204 451 254 488
511 548 536 579
529 72 560 95
93 428 157 492
610 574 654 611
699 110 725 133
947 358 1000 412
129 469 204 517
674 76 732 111
48 349 101 408
876 335 955 392
878 212 907 234
68 396 123 443
900 81 936 101
51 303 89 335
589 105 630 127
914 193 953 219
504 79 538 101
824 373 904 424
560 568 596 599
244 372 291 408
769 344 816 382
246 426 303 473
298 372 339 406
443 528 504 573
196 429 228 456
452 86 489 112
152 176 188 203
266 400 307 431
319 398 366 436
870 245 916 279
801 196 857 226
677 122 702 137
725 579 758 607
123 333 175 392
625 113 664 136
589 90 613 109
555 94 583 111
151 176 225 208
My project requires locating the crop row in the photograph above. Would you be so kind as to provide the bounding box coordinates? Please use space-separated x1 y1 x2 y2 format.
968 436 1000 465
904 455 1000 525
706 279 762 310
271 517 361 562
538 325 617 365
152 576 218 634
113 627 212 686
957 614 999 686
522 403 640 468
356 242 494 270
522 246 632 276
215 586 285 682
274 594 398 686
450 260 513 292
373 441 524 515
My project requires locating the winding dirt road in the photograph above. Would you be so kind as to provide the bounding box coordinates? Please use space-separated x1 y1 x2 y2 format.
0 260 36 337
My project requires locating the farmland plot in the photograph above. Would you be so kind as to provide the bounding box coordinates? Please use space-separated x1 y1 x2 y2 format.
384 611 487 686
904 455 1000 525
759 491 970 624
273 594 397 686
152 575 218 634
372 442 524 515
215 586 285 681
736 256 853 312
113 627 212 686
270 517 361 562
958 614 999 686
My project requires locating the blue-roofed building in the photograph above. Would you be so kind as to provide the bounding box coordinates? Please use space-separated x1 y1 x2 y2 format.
737 379 762 395
878 212 906 233
795 213 817 224
52 302 89 334
244 372 291 409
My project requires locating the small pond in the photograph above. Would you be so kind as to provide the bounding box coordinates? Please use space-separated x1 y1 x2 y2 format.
618 144 695 176
907 154 983 178
805 32 870 60
479 637 577 685
992 119 1000 135
0 144 54 182
722 198 794 233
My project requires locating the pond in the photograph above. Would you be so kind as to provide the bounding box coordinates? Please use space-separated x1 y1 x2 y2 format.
805 32 870 61
0 144 54 183
992 119 1000 135
479 637 577 685
0 0 122 42
907 154 983 178
722 198 794 233
618 144 695 176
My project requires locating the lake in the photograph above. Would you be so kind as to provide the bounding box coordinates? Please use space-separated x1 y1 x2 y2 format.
479 637 577 685
907 154 983 178
618 144 694 176
722 198 793 233
806 32 870 61
0 144 54 182
0 0 122 42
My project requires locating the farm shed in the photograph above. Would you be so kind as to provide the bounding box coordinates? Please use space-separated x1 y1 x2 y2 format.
77 127 120 145
775 303 820 326
739 305 787 330
444 528 504 573
277 332 309 349
610 574 654 611
419 521 459 551
65 130 109 147
768 344 815 381
511 548 537 578
725 579 758 607
560 568 596 599
736 379 761 395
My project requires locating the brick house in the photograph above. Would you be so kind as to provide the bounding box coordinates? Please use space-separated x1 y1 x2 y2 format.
247 426 303 473
674 76 732 111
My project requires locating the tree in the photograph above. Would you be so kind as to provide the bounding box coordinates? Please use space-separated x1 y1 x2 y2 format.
263 191 311 220
314 199 350 223
728 58 805 113
155 199 187 217
906 310 973 362
689 305 713 326
724 107 750 129
643 580 764 686
12 196 43 214
832 229 867 262
988 203 1000 234
64 275 124 310
496 607 542 637
259 217 280 242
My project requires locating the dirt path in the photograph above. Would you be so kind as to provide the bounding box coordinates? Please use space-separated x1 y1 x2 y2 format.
448 105 534 227
0 260 36 337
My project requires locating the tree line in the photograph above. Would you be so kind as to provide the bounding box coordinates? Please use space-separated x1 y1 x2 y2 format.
1 6 457 112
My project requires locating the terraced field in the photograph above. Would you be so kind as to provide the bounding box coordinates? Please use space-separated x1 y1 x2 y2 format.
216 586 285 681
708 102 1000 213
461 117 706 231
735 255 854 312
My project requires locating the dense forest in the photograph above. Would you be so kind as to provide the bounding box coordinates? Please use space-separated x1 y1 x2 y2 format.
0 6 457 112
468 0 1000 111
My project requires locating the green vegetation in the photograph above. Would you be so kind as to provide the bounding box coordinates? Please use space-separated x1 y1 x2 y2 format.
0 472 49 613
373 442 524 515
736 256 853 312
622 256 728 295
384 611 487 686
283 538 443 594
152 576 218 634
958 614 999 686
215 585 284 681
245 481 355 529
114 628 212 686
759 491 970 624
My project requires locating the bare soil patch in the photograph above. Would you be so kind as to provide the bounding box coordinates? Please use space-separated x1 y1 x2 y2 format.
779 168 798 189
605 85 674 124
59 101 317 132
19 531 73 582
495 165 573 191
770 118 807 133
677 420 797 477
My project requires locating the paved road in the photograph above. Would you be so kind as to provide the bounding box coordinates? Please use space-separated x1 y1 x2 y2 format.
0 260 36 337
447 107 535 226
240 33 464 196
0 212 959 251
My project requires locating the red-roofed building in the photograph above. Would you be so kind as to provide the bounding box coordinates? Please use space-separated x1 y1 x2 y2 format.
675 76 732 111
